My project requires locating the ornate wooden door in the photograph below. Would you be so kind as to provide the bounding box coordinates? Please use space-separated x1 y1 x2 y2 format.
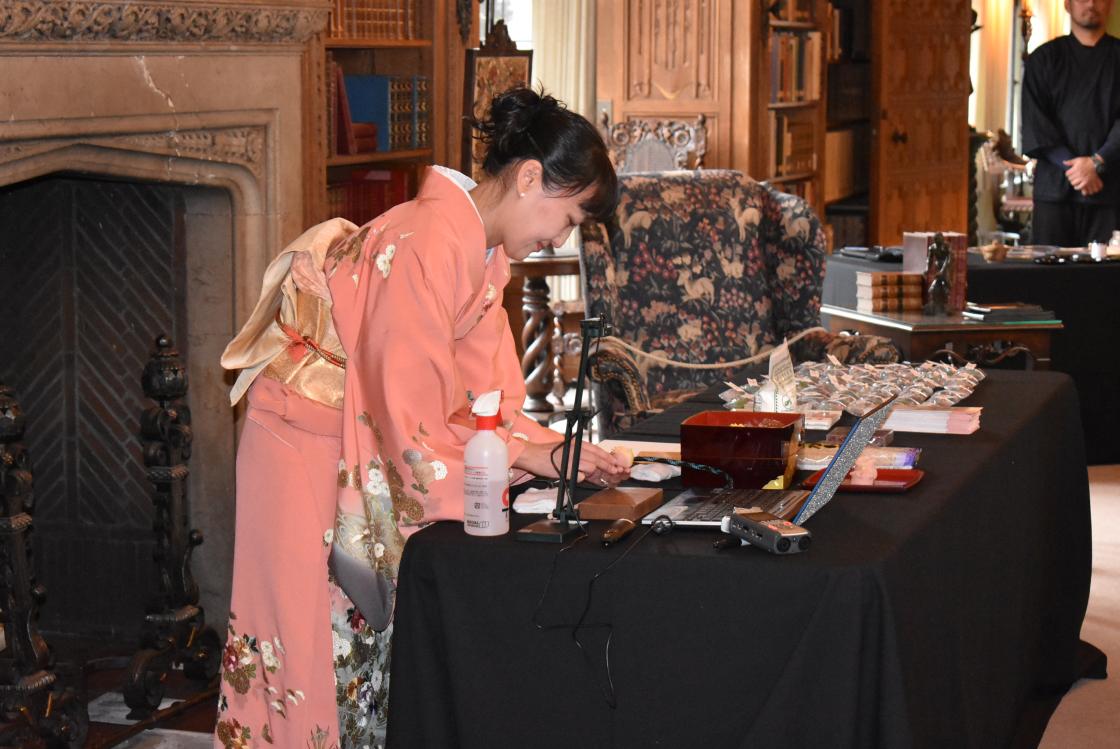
871 0 972 244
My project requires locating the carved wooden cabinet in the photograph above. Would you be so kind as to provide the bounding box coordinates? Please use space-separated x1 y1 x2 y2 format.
594 0 973 246
869 0 972 244
818 0 972 245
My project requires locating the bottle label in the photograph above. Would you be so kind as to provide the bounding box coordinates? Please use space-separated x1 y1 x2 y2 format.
464 463 508 533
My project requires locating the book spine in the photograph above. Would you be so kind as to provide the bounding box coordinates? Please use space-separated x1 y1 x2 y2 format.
949 236 968 312
856 286 924 300
327 58 338 155
855 272 925 286
335 63 357 156
857 298 924 312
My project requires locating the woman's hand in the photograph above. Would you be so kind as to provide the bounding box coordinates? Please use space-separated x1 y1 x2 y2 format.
512 439 631 486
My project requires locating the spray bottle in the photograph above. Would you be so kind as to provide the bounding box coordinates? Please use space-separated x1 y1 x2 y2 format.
463 390 509 536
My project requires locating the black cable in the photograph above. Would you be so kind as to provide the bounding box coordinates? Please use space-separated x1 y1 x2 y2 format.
530 521 662 709
632 455 735 488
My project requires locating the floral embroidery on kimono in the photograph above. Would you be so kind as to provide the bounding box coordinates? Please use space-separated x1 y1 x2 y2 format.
331 584 392 748
373 244 396 278
218 613 321 747
323 167 562 747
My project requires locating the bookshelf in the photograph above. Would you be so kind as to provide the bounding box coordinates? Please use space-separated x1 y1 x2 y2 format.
756 0 828 215
314 0 455 226
822 0 871 248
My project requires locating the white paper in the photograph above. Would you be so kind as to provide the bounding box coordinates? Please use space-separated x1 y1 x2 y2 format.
768 340 797 411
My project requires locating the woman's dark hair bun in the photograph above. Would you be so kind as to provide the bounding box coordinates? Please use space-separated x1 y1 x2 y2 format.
471 86 617 223
477 86 554 158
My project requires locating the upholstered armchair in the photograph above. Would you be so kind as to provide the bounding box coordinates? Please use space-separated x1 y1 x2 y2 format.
579 169 899 436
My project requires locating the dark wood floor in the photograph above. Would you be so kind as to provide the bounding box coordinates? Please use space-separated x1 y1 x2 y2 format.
49 633 217 748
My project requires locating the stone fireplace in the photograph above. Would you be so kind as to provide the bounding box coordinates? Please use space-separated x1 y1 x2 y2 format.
0 0 330 637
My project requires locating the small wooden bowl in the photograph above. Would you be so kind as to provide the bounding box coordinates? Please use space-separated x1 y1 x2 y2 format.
980 243 1010 262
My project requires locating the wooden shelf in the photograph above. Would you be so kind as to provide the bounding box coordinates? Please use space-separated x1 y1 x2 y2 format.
326 38 432 49
327 149 433 168
827 116 870 131
770 20 817 30
769 172 816 184
769 99 820 110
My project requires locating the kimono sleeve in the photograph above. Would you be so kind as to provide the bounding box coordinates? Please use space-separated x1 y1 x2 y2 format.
336 229 528 533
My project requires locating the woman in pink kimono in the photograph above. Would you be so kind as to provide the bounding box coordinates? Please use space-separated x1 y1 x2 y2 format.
215 88 626 749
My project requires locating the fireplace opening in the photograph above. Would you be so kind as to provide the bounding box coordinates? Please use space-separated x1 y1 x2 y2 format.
0 173 237 640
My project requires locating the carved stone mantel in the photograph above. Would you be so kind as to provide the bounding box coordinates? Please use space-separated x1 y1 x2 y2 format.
0 0 329 46
0 0 332 636
0 124 267 179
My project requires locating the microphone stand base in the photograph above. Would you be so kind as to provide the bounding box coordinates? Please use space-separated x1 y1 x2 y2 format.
515 517 585 543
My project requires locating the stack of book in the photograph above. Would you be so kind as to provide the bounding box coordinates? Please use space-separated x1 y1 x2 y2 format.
330 0 418 41
327 168 411 226
329 64 430 156
961 302 1056 322
855 271 924 313
769 108 817 177
769 31 822 103
885 405 981 435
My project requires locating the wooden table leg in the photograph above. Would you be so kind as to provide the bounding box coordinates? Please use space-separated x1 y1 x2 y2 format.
520 276 555 413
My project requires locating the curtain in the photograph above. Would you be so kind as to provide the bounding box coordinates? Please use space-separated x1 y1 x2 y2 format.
531 0 597 298
971 0 1013 134
530 0 596 119
970 0 1069 135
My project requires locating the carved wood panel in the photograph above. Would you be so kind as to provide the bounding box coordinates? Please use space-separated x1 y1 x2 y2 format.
598 0 742 169
626 0 717 102
871 0 971 244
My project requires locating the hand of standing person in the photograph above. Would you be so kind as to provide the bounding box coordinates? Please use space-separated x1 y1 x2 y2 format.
1064 156 1104 195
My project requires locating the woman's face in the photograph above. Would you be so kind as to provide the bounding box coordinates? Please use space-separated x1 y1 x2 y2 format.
500 179 597 261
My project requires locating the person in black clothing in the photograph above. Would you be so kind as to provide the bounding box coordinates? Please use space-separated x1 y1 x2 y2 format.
1022 0 1120 246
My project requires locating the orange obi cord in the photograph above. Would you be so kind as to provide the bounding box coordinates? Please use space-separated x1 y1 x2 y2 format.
274 310 347 369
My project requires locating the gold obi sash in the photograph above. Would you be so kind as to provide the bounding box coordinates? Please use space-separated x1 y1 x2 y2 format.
261 292 346 408
221 218 357 410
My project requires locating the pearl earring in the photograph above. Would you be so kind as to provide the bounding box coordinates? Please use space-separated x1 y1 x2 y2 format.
518 192 525 198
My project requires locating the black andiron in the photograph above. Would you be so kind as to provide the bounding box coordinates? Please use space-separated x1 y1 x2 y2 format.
0 384 88 748
121 336 220 717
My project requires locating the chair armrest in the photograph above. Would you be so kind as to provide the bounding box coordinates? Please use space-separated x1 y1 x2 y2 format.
587 340 654 438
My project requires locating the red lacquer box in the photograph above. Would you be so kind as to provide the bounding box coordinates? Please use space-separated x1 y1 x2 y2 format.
680 411 803 489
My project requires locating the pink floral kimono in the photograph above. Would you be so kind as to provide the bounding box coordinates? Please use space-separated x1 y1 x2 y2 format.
215 167 554 749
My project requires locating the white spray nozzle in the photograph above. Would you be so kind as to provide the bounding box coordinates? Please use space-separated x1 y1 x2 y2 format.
471 390 503 417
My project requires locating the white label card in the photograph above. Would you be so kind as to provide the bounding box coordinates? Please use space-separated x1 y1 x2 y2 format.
769 340 797 410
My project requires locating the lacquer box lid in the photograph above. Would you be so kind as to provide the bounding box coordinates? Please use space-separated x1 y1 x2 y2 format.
680 411 803 489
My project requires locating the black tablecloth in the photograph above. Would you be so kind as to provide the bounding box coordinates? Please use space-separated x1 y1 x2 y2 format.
387 371 1103 748
824 254 1120 464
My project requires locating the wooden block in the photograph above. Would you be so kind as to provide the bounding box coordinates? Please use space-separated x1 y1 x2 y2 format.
577 486 664 521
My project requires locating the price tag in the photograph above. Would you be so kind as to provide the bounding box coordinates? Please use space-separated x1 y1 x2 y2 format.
769 340 797 411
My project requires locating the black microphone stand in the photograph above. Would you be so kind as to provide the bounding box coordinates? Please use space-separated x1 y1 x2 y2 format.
516 317 609 543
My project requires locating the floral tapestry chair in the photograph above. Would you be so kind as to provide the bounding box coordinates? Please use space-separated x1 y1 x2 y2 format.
579 169 899 436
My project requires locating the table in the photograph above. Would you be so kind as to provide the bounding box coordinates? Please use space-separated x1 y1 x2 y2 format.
387 370 1103 749
820 304 1063 370
824 253 1120 463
